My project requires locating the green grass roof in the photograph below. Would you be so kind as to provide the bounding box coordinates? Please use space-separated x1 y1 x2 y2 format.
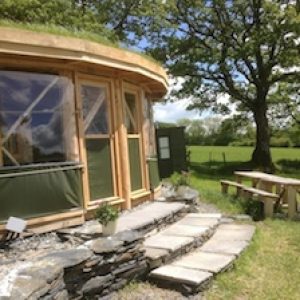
0 20 161 66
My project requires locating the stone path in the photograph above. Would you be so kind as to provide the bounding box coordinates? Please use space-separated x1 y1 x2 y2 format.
147 214 255 294
144 213 221 269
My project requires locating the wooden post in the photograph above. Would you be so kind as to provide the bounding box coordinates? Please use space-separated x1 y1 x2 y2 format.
222 152 226 164
259 181 273 193
141 91 150 192
62 72 80 162
0 130 3 166
116 79 131 210
221 183 228 194
286 186 297 219
252 179 259 188
263 198 274 218
74 73 90 210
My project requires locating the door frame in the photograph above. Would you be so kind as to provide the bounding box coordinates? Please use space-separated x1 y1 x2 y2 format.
75 73 120 208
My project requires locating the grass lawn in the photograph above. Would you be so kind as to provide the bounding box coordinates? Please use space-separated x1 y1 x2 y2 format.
115 146 300 299
188 146 300 299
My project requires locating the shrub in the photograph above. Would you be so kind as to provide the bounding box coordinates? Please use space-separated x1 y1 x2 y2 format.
241 198 264 221
169 171 190 189
95 204 119 226
270 137 292 147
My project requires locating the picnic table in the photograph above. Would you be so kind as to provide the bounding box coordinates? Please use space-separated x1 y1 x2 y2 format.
234 171 300 218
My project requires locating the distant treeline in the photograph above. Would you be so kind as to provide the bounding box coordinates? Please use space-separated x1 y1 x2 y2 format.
156 116 300 148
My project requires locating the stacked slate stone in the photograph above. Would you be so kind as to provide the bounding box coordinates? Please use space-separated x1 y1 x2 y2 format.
0 230 146 300
74 230 147 298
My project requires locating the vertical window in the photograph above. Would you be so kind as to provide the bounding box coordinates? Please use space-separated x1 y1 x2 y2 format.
158 136 170 159
81 83 114 200
124 91 143 191
124 92 138 134
0 71 77 167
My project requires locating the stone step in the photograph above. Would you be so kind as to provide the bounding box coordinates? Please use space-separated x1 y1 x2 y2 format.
150 265 213 294
144 213 221 269
149 222 255 295
116 202 188 233
58 201 188 240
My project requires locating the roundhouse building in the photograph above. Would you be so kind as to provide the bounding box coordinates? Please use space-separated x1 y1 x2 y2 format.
0 27 166 235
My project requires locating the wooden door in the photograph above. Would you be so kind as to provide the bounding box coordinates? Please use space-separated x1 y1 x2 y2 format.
123 88 146 193
79 79 116 202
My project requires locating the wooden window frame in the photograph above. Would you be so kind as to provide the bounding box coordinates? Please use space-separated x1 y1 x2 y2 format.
122 82 148 195
75 74 120 208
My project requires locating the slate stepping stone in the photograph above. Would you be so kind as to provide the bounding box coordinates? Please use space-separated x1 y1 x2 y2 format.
116 202 186 232
173 251 235 273
161 224 210 238
218 224 255 232
187 213 222 219
212 228 255 242
177 217 219 227
200 239 249 256
150 265 212 287
144 247 169 261
144 235 194 252
144 247 170 269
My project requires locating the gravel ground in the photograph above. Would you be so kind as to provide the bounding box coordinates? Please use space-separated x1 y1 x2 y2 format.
194 201 220 214
110 282 203 300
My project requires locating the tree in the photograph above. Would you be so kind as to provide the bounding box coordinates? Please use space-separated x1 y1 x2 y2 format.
145 0 300 171
177 118 206 144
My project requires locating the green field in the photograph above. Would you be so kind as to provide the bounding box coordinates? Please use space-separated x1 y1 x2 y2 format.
188 146 300 299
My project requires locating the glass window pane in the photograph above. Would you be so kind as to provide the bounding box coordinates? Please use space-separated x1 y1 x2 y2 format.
124 92 138 134
81 85 109 134
0 71 77 166
160 148 170 159
159 137 169 148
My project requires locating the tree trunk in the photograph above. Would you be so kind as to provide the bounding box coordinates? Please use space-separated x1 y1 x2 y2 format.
251 103 274 172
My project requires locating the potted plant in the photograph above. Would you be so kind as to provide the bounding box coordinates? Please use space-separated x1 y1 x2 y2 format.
95 204 119 236
169 171 191 197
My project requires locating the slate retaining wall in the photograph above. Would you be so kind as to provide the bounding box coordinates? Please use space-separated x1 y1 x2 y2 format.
0 231 146 299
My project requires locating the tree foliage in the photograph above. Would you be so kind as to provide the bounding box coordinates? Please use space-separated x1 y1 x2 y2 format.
144 0 300 170
0 0 162 44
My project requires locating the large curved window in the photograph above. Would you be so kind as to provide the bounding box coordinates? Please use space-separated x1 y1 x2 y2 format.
0 71 78 167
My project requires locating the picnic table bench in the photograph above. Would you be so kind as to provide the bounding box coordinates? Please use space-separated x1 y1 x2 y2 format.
220 179 279 217
220 171 300 218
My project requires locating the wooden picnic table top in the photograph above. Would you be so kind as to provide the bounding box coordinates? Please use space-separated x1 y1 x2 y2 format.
234 171 300 187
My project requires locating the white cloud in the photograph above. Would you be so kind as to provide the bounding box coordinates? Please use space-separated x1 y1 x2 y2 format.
153 88 236 123
153 98 200 123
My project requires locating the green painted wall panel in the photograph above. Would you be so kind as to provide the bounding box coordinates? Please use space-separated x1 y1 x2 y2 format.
86 139 114 200
148 158 160 189
128 138 142 191
0 165 83 223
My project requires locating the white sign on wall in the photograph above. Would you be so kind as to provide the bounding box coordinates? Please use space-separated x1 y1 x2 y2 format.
6 217 27 233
